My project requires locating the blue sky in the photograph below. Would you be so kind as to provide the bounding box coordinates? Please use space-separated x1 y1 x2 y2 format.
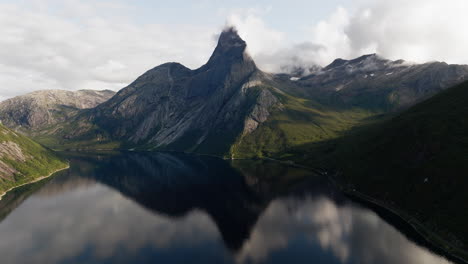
124 0 351 41
8 0 351 42
0 0 467 100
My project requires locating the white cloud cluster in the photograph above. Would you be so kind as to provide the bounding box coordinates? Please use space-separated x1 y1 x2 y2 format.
228 0 468 74
227 10 284 58
1 0 468 100
312 0 468 65
0 2 217 99
235 196 451 264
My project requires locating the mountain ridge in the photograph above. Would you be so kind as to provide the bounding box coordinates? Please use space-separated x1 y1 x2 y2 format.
0 89 115 133
281 54 468 111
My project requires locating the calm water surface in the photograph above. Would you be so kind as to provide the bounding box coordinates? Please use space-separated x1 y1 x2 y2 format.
0 152 454 264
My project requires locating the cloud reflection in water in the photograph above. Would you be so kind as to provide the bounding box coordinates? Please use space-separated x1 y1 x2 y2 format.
0 152 454 264
237 196 451 264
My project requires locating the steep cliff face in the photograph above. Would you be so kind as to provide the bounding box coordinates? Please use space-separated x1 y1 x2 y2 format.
83 28 281 155
0 89 115 132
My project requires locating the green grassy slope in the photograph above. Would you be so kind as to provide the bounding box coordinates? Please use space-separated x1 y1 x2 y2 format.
302 80 468 253
231 86 376 159
0 124 68 194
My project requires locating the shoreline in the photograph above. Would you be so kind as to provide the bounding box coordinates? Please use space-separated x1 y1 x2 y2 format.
283 160 468 264
337 183 468 264
0 164 70 201
279 160 468 264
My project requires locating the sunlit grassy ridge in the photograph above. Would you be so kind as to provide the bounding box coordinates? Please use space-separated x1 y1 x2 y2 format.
0 124 68 193
231 86 376 158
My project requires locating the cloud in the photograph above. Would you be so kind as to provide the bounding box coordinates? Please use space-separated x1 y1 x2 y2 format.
2 0 468 100
0 182 221 264
307 0 468 64
235 196 451 264
254 42 325 75
226 9 325 75
230 0 468 75
0 1 217 99
227 9 284 57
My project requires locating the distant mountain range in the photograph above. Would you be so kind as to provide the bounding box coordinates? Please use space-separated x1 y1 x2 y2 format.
279 53 468 111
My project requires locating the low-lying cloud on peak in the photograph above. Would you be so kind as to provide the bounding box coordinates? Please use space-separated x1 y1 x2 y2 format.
231 0 468 75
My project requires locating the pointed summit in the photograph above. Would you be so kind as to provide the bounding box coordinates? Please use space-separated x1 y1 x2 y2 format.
205 27 255 68
216 27 246 51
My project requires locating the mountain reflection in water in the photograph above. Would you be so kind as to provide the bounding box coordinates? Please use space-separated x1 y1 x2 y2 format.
0 152 453 264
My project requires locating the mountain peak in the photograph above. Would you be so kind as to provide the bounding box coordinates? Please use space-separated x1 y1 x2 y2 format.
204 27 254 68
350 53 386 63
217 27 246 50
324 58 348 70
324 54 395 71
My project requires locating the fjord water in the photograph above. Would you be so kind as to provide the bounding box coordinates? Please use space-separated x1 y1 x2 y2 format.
0 152 453 264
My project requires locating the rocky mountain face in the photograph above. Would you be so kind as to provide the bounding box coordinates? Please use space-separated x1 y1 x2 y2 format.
278 54 468 111
0 89 115 132
79 27 282 155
